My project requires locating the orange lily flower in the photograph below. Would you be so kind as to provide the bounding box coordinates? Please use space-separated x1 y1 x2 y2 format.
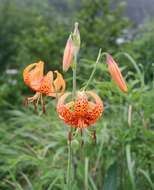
106 54 128 93
57 91 103 129
23 61 66 112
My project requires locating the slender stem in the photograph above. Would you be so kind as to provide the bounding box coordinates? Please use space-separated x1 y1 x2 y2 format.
83 50 108 91
67 139 72 190
72 53 77 99
67 48 78 189
116 52 145 88
94 137 104 172
126 144 136 190
85 157 89 190
83 49 102 91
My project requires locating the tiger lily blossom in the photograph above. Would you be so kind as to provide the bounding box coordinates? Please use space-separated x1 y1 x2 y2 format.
57 91 103 129
106 54 128 93
23 61 66 112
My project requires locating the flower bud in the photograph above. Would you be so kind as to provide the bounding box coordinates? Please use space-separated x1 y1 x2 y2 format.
63 35 74 71
72 22 80 54
106 54 128 93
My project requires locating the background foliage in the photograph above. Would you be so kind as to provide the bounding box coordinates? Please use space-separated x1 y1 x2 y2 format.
0 0 154 189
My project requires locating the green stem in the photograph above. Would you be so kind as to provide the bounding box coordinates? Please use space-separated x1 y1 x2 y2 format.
67 47 78 189
83 50 108 91
67 140 72 190
84 157 89 190
72 53 77 99
116 52 145 88
126 144 136 190
83 49 102 91
94 136 104 172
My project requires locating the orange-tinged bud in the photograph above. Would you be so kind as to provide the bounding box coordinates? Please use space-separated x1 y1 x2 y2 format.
63 22 80 72
106 54 128 93
63 35 74 72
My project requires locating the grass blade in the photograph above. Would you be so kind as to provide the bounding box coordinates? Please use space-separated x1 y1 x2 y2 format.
126 144 136 190
138 169 154 190
103 162 117 190
85 157 89 190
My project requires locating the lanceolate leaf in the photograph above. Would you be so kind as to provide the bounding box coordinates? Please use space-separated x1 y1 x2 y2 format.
103 162 117 190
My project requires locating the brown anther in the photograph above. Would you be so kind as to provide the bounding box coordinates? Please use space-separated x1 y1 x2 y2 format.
33 100 38 113
68 131 73 142
92 130 96 144
42 100 46 114
80 139 84 146
80 129 83 137
23 97 28 107
80 129 84 146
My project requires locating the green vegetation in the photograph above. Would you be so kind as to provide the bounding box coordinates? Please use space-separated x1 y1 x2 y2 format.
0 0 153 190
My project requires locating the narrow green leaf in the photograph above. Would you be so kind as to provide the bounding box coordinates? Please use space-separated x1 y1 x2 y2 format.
103 162 117 190
47 176 59 190
138 169 154 190
126 144 136 190
88 175 98 190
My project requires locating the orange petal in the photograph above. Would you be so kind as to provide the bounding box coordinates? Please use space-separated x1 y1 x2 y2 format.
53 71 66 96
86 91 103 106
74 92 89 116
106 54 128 93
86 91 104 113
39 71 66 97
85 91 104 125
63 35 74 72
57 92 72 120
57 91 103 129
23 61 44 91
57 92 71 108
39 71 54 96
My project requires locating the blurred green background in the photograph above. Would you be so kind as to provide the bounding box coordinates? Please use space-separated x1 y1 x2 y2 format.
0 0 154 189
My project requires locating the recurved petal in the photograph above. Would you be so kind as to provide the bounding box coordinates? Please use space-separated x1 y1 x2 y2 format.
106 54 128 93
23 63 36 86
23 61 44 91
57 92 72 120
63 35 74 72
57 92 71 108
85 91 103 125
86 91 104 114
53 71 66 95
86 91 103 106
31 61 44 82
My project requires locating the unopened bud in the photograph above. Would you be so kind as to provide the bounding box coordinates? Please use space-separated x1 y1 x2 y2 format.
106 54 128 93
63 35 74 72
72 22 80 54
